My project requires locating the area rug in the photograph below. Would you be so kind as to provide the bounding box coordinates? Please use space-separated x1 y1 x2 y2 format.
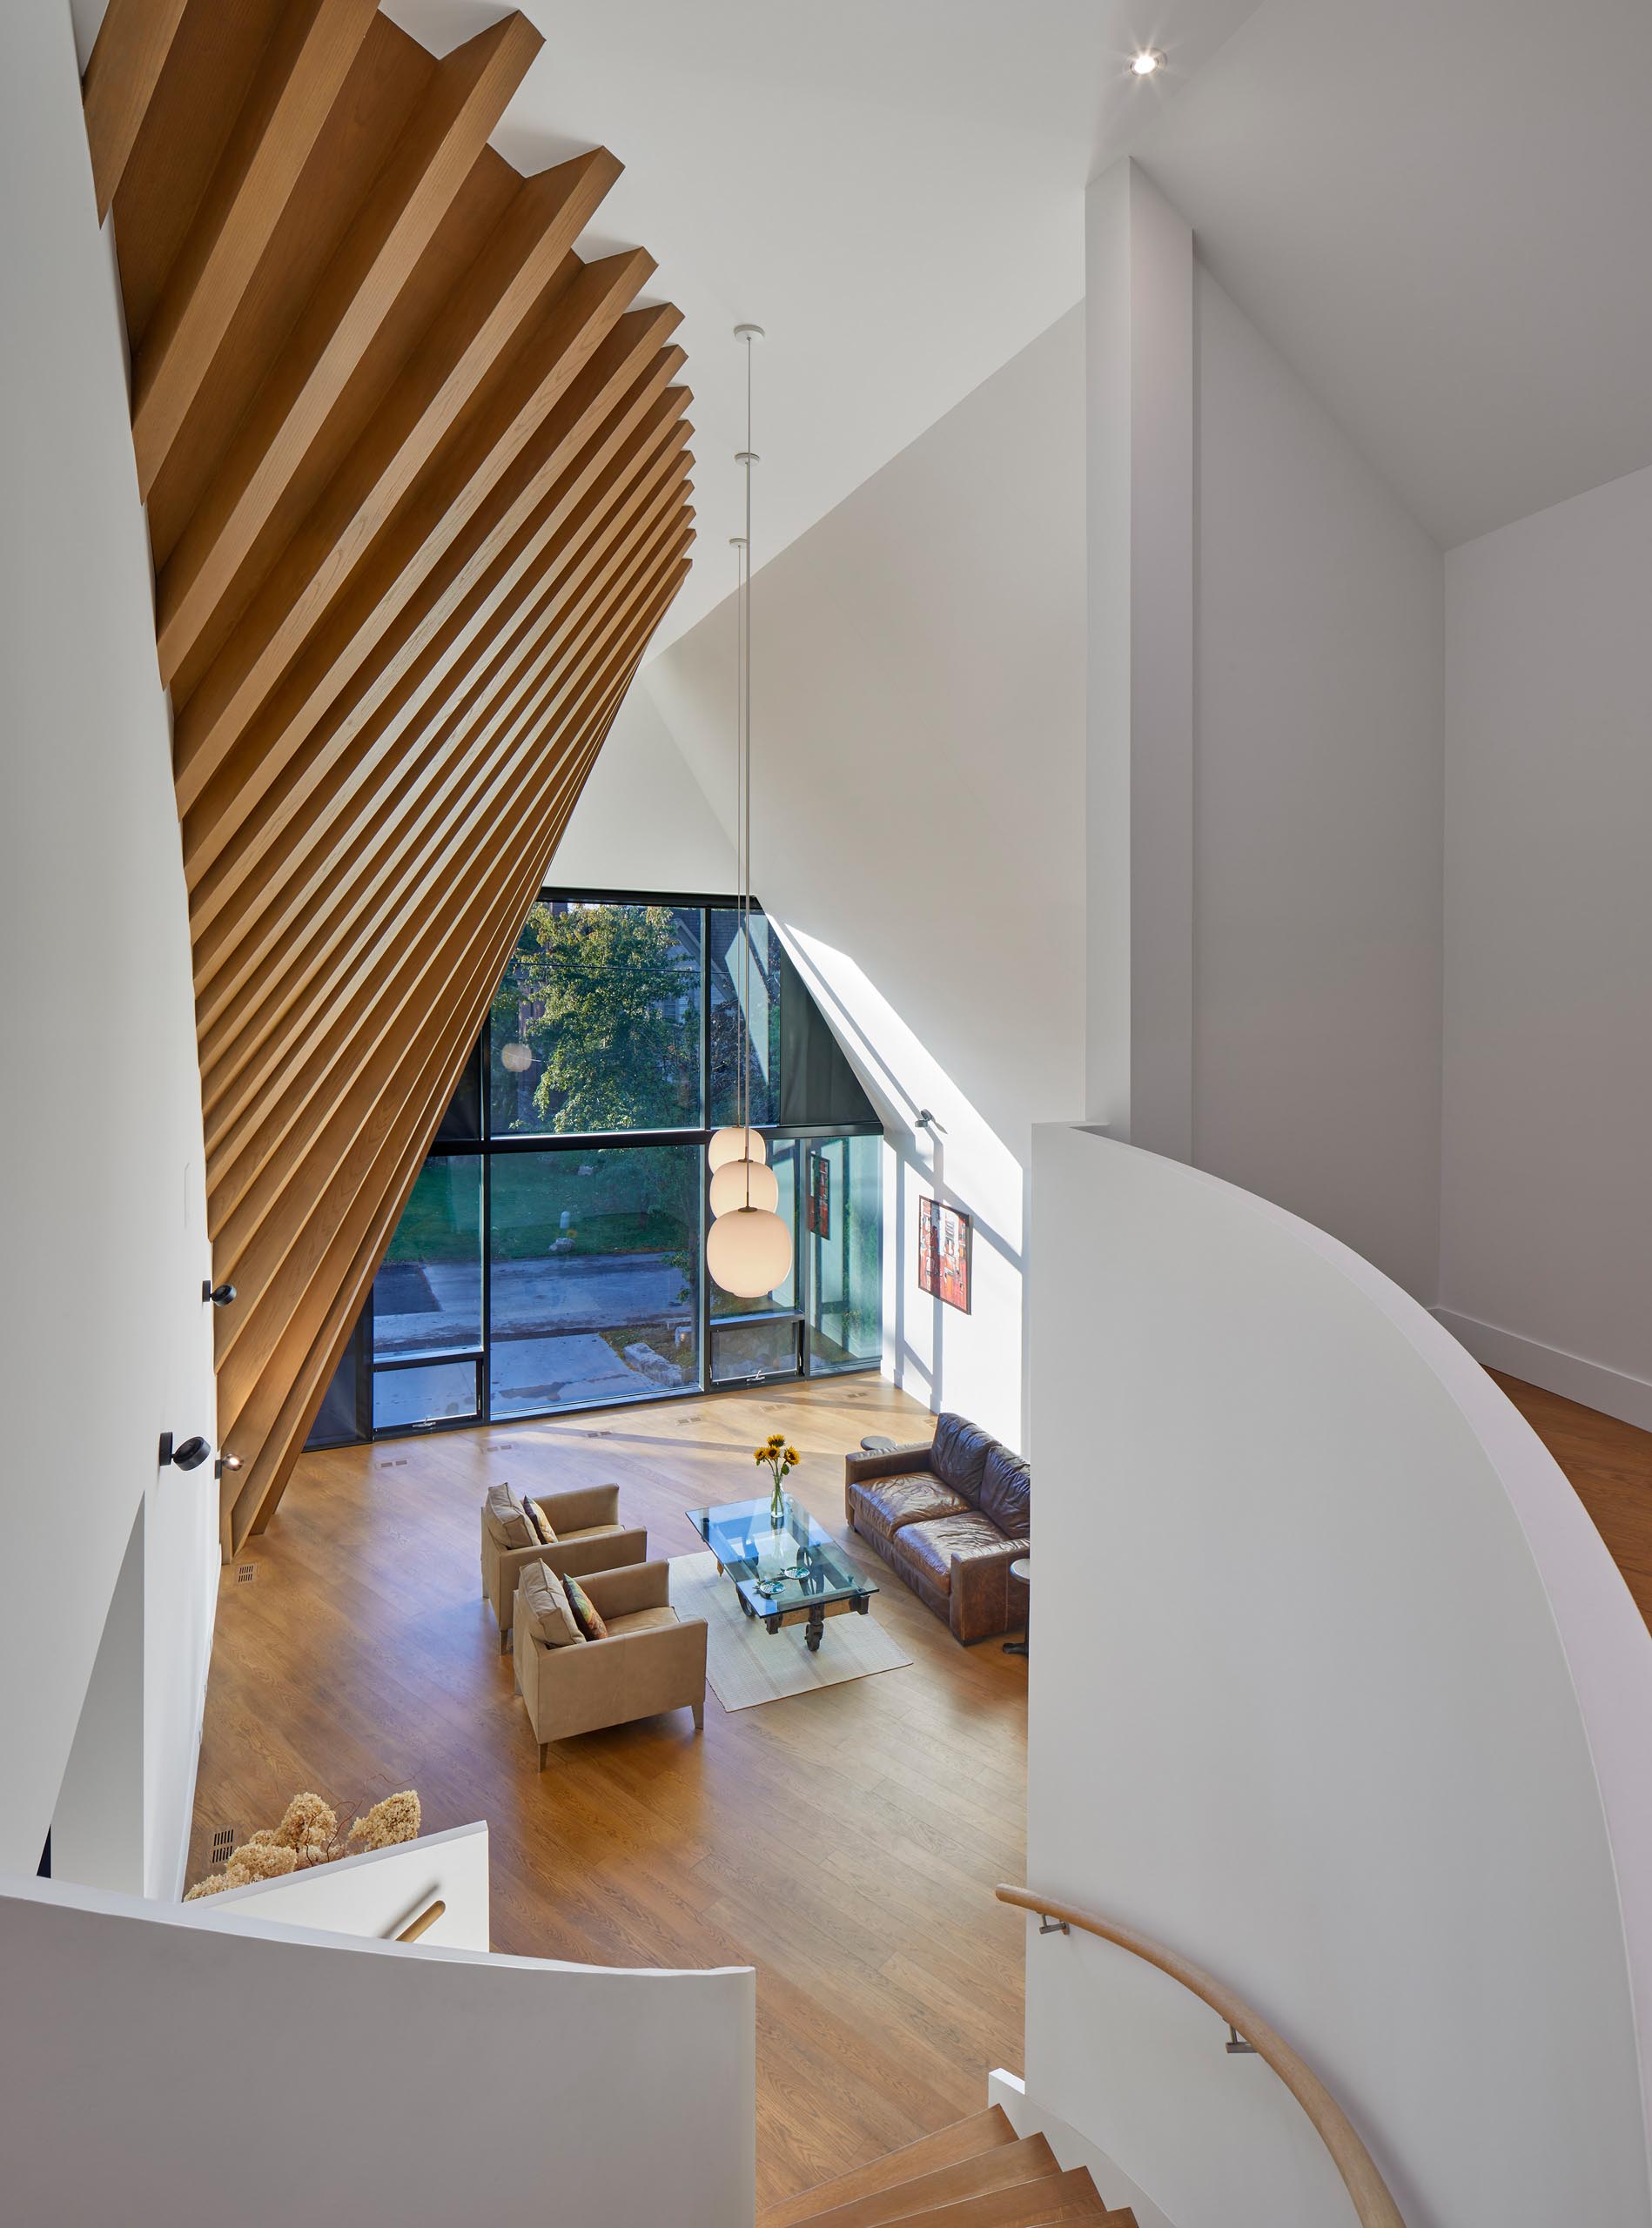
668 1551 912 1711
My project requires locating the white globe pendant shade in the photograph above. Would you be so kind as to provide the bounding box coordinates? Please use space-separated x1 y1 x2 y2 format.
707 1124 767 1173
708 1157 779 1218
499 1041 533 1074
707 1206 793 1299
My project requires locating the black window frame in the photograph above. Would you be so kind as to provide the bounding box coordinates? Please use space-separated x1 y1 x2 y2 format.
328 887 883 1445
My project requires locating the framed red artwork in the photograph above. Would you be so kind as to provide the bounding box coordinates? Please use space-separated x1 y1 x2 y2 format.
917 1196 971 1314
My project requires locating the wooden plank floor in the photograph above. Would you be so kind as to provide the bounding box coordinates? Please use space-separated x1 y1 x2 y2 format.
1494 1372 1652 1627
191 1365 1652 2208
191 1377 1028 2210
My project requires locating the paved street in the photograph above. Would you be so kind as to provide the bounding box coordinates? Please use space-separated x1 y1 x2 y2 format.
373 1249 692 1359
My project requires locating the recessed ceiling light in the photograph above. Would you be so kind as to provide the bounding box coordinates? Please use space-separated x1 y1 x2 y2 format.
1131 49 1165 77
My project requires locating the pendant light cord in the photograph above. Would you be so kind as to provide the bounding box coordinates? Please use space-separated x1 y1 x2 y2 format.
738 331 756 1205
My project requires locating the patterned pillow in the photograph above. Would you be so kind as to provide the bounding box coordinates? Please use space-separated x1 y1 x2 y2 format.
525 1500 558 1547
564 1574 608 1642
486 1482 534 1549
520 1561 581 1648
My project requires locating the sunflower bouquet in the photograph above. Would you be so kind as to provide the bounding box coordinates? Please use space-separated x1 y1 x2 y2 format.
753 1431 801 1528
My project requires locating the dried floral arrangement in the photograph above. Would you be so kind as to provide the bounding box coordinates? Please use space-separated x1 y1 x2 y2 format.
185 1788 422 1900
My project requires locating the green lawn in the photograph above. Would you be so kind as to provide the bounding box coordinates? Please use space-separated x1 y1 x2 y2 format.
384 1150 699 1266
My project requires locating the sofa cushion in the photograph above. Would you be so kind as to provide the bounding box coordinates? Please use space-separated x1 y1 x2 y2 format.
890 1510 1014 1595
977 1443 1031 1541
525 1500 559 1546
564 1574 608 1642
850 1471 970 1544
930 1413 995 1505
605 1605 681 1639
486 1483 534 1549
520 1560 581 1647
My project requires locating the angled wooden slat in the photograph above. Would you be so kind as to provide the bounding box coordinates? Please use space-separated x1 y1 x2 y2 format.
185 314 687 907
195 530 693 1174
131 0 384 494
171 165 632 795
80 0 191 222
205 522 695 1234
178 245 658 909
155 12 546 681
89 3 692 1544
194 426 692 1043
211 551 684 1299
192 427 691 1081
107 1 292 347
218 585 675 1485
232 611 666 1542
201 507 695 1178
241 610 658 1518
190 382 689 997
144 17 440 572
198 501 693 1164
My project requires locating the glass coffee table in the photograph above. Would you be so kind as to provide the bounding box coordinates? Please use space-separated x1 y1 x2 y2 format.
685 1494 877 1652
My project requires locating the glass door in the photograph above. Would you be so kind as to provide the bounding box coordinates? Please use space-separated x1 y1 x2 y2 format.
804 1135 883 1373
708 1137 802 1383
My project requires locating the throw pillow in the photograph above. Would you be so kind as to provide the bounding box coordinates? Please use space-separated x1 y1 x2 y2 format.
526 1500 558 1547
564 1574 608 1642
486 1482 534 1549
520 1560 581 1648
977 1443 1031 1541
930 1413 994 1504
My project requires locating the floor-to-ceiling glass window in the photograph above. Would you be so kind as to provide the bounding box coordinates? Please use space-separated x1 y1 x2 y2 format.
488 1144 702 1414
312 890 885 1444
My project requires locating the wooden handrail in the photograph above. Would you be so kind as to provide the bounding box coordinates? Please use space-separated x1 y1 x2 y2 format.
997 1884 1405 2228
394 1898 445 1943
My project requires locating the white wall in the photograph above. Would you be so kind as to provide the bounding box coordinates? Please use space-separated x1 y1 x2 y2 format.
1192 262 1445 1301
1 1870 756 2228
0 0 218 1890
1438 462 1652 1429
188 1822 493 1954
645 309 1090 1449
552 679 736 893
1025 1127 1652 2228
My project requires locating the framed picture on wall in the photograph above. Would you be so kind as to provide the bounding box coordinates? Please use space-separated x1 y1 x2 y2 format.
805 1151 830 1238
918 1197 971 1314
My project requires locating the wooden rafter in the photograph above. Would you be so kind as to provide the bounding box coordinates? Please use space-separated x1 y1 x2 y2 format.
83 0 693 1552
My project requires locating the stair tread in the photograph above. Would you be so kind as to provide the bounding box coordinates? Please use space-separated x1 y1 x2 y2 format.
875 2166 1113 2228
788 2134 1059 2228
758 2108 1020 2228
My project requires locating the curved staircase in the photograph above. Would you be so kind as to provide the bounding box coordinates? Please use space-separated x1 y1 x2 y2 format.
758 2107 1134 2228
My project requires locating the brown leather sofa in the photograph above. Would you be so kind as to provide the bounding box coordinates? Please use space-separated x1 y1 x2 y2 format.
844 1413 1030 1644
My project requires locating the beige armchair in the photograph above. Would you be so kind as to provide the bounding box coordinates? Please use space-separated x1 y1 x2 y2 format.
514 1560 708 1767
480 1484 647 1652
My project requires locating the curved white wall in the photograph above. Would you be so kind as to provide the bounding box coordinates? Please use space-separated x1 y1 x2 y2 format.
2 1870 755 2228
1025 1127 1652 2228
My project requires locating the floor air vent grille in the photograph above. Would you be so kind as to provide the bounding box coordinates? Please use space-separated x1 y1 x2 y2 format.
211 1829 237 1864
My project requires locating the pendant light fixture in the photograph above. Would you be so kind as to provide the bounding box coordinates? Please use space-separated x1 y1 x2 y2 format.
708 323 795 1301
